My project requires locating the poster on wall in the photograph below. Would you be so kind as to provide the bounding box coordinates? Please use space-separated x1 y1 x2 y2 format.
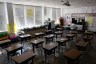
65 14 72 25
85 16 93 25
27 8 32 17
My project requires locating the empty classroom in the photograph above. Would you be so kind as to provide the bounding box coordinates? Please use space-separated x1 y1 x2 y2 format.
0 0 96 64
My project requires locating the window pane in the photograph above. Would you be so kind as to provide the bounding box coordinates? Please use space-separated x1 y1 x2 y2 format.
52 8 56 21
0 3 7 31
56 8 61 19
14 5 25 29
26 6 34 27
44 7 52 20
15 17 25 28
35 6 42 26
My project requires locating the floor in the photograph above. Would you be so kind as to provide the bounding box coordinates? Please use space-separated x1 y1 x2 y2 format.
0 30 96 64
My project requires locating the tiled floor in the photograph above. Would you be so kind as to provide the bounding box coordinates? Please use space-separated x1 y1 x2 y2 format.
0 32 96 64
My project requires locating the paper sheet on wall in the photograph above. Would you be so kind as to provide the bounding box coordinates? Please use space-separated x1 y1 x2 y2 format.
27 9 32 17
85 17 93 25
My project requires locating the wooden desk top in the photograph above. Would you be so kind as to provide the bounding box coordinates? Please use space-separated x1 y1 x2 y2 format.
31 39 44 45
19 34 31 38
66 34 75 37
5 43 23 52
55 31 63 34
85 31 94 35
68 31 77 34
45 30 52 32
76 41 88 47
12 50 35 64
57 28 63 30
83 36 93 40
43 43 57 50
62 26 70 28
0 39 11 45
35 32 44 35
44 34 54 38
57 38 68 43
64 49 81 60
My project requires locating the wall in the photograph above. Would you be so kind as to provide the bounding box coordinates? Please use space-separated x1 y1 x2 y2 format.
62 6 96 32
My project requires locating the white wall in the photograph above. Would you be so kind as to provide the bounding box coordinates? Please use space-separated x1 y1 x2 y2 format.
62 6 96 32
63 6 96 14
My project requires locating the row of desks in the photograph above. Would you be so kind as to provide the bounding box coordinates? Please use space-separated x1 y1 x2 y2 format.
0 32 76 46
0 30 94 64
3 43 35 64
4 42 58 64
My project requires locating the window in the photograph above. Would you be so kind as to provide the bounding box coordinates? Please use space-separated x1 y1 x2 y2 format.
26 6 34 27
0 3 7 31
13 5 25 29
35 6 42 26
55 8 61 24
44 7 52 20
52 8 56 21
13 4 61 29
56 8 61 19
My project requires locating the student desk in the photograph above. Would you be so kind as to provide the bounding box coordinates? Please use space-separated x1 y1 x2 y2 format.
83 36 93 40
68 31 77 34
76 41 88 51
68 31 77 38
19 34 31 44
85 31 94 36
55 31 63 38
63 49 81 64
31 39 44 52
5 43 23 60
45 30 53 35
83 36 93 46
56 28 63 31
34 32 44 39
12 50 35 64
57 38 68 51
0 39 11 46
0 39 11 54
66 34 76 42
43 43 57 61
44 34 54 43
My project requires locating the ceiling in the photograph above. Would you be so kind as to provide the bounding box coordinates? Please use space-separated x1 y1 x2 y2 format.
1 0 96 8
